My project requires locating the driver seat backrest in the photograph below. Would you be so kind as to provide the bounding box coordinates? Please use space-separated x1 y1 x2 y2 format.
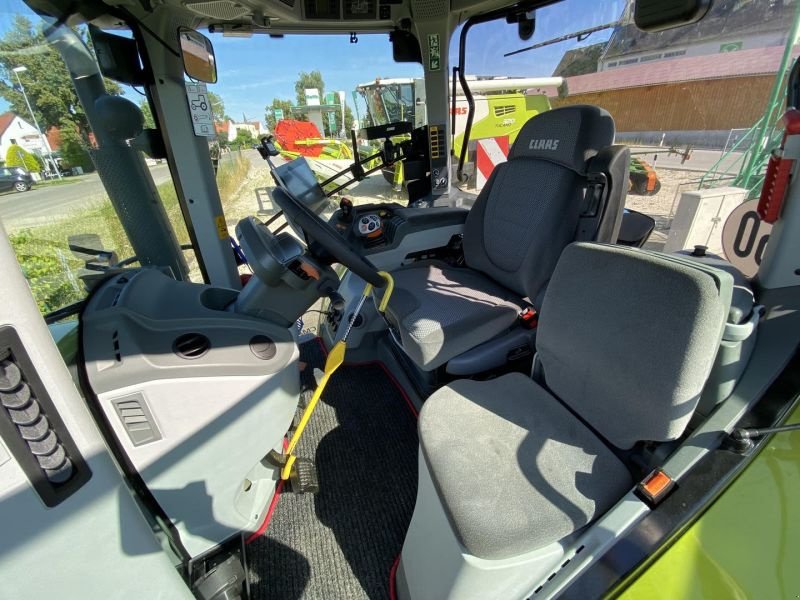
463 105 623 305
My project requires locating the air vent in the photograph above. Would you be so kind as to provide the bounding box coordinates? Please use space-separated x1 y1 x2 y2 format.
173 333 211 360
112 394 162 447
249 335 277 360
494 105 516 117
344 0 375 18
0 326 92 506
410 0 447 20
112 330 121 362
184 0 251 19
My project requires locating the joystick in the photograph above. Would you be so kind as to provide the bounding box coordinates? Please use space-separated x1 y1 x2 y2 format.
340 197 354 222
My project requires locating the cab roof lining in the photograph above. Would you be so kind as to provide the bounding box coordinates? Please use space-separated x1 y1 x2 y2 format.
27 0 558 36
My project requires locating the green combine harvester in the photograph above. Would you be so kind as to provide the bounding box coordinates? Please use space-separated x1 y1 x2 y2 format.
355 76 662 195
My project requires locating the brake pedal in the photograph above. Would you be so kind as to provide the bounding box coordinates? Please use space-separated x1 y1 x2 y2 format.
288 457 319 494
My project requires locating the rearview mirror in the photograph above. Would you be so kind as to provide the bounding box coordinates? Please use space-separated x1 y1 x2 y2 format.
634 0 712 32
179 28 217 83
390 30 422 64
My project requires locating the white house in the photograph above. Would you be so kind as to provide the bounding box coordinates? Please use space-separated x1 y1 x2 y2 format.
214 119 265 143
0 112 52 163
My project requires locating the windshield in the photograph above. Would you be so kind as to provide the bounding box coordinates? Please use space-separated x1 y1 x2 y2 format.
448 0 793 267
0 3 245 319
358 80 417 126
2 0 790 322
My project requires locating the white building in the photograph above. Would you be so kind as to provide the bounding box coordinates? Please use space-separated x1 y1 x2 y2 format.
214 119 265 143
0 112 51 163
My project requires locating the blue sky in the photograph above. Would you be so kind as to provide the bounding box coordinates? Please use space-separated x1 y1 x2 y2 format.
2 0 624 124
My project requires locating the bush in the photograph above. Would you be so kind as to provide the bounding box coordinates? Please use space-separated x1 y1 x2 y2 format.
230 128 255 150
5 144 40 173
8 229 84 314
8 153 251 314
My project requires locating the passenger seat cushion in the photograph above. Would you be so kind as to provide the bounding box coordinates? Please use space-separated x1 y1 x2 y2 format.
385 263 524 371
419 373 633 560
537 243 733 450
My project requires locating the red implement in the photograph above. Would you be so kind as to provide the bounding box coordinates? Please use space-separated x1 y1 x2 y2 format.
273 119 326 157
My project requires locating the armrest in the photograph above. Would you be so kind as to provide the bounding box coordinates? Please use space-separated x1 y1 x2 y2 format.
392 206 469 229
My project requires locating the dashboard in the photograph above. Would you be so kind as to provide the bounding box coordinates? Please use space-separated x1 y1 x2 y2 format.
330 201 469 256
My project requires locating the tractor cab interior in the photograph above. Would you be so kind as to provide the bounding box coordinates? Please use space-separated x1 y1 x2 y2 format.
1 0 800 599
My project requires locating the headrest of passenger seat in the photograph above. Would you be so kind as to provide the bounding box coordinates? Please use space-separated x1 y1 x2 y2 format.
536 243 733 449
508 105 615 174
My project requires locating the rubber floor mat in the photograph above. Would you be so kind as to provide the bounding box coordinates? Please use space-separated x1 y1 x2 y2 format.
248 339 419 600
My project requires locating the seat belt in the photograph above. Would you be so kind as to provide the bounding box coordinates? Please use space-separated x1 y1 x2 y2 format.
275 271 395 493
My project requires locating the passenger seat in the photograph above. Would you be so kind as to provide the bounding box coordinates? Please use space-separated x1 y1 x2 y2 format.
396 242 733 600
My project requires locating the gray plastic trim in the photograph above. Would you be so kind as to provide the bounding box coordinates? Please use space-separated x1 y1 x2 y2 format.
445 328 536 376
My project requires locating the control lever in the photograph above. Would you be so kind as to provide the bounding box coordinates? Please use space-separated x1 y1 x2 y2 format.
339 197 354 222
257 135 281 160
327 292 345 313
325 292 346 329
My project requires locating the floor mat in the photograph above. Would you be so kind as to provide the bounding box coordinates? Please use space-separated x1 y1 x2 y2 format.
248 339 419 600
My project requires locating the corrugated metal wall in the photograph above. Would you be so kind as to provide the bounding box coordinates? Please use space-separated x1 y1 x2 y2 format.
552 75 776 131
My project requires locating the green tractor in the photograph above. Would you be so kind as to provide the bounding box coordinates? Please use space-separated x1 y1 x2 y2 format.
1 1 798 600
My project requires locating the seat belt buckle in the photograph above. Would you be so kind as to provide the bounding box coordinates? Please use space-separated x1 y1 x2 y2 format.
519 307 539 329
635 469 676 507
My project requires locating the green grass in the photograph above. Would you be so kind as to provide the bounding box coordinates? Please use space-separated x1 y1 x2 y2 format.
9 153 250 315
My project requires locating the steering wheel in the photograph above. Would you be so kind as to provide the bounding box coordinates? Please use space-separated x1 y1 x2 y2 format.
271 187 385 287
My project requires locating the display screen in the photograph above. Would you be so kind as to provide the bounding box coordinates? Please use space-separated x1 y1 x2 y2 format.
273 157 328 214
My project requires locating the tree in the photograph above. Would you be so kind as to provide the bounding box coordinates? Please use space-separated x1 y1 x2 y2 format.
139 100 156 129
5 144 40 172
230 127 255 150
208 91 227 121
0 15 121 138
265 98 294 131
59 119 93 172
295 70 325 107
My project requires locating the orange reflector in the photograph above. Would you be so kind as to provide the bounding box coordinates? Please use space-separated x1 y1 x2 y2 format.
636 469 675 506
646 170 658 192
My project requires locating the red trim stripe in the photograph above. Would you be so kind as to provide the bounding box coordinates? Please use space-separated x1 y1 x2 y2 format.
389 554 401 600
245 479 285 544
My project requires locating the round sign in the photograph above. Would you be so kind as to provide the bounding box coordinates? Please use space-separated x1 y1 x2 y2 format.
721 199 772 278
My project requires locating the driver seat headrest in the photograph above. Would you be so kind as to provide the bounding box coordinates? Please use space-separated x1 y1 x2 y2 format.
509 105 615 175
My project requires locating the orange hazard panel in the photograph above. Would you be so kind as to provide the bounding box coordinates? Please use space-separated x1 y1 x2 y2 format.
645 165 658 192
274 119 325 157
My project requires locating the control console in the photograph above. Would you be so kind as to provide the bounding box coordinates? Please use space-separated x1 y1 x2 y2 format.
357 214 383 237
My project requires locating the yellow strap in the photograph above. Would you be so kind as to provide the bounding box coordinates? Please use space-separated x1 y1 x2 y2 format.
281 272 395 480
281 339 346 480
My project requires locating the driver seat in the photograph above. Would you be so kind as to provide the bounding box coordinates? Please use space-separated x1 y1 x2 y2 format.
386 105 628 372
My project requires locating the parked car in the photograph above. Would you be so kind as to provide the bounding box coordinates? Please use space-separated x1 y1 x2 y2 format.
0 166 34 192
